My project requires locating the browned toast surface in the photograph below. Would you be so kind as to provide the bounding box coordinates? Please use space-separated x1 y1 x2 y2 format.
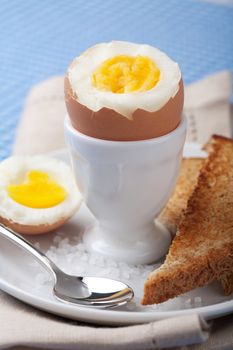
158 158 204 234
142 135 233 305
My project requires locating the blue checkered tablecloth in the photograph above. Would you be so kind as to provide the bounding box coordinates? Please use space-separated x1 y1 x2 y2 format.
0 0 232 160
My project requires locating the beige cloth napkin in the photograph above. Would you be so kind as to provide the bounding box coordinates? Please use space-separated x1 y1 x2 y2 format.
0 292 209 350
1 70 232 349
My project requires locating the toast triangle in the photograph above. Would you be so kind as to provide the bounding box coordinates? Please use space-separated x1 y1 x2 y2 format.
142 135 233 305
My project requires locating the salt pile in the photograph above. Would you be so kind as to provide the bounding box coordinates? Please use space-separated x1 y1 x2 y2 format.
34 230 160 307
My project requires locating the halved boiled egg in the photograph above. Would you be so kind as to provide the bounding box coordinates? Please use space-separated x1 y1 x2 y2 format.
0 156 82 234
65 41 184 141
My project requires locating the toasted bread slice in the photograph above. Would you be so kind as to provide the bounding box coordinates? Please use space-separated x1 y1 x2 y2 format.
142 135 233 305
158 158 204 235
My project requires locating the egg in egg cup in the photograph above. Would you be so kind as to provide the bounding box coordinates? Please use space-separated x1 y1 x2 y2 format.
64 41 186 264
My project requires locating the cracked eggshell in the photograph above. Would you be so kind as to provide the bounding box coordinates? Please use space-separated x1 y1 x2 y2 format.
64 75 184 141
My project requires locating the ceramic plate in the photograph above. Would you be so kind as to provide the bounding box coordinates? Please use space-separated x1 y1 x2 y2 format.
0 143 232 326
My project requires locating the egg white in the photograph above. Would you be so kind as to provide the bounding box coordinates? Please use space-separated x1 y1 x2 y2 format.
0 156 82 227
68 41 181 119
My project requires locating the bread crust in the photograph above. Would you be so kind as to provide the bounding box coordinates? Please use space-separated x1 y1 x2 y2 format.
219 273 233 295
142 135 233 305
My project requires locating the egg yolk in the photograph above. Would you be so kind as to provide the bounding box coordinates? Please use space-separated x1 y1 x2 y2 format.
92 55 160 93
7 170 67 209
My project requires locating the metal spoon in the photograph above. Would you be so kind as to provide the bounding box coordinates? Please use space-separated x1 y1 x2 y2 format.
0 224 134 308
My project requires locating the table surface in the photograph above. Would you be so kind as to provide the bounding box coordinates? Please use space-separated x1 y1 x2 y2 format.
0 0 232 160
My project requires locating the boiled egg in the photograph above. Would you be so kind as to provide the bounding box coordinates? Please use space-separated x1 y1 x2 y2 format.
64 41 184 141
0 156 82 234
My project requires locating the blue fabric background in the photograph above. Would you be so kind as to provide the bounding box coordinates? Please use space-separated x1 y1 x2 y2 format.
0 0 232 159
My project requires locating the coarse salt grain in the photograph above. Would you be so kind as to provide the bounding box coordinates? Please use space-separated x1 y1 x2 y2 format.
194 296 202 306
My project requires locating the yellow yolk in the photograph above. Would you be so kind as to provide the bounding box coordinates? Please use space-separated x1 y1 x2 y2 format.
92 55 160 93
7 170 67 209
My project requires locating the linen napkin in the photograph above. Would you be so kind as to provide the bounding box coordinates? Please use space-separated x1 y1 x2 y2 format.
0 71 232 350
0 292 209 350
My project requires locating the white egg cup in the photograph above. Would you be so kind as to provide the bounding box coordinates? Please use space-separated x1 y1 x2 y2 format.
65 117 187 265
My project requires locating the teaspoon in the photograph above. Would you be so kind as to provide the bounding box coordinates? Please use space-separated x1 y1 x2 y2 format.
0 224 134 308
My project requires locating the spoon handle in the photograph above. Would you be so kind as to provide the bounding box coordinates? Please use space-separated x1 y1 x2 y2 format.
0 224 59 278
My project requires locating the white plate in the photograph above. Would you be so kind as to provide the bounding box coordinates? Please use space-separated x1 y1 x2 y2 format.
0 143 232 326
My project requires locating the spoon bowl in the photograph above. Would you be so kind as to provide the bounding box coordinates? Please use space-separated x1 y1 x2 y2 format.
54 274 134 307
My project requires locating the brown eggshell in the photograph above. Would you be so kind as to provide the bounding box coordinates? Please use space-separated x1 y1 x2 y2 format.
64 75 184 141
0 216 70 235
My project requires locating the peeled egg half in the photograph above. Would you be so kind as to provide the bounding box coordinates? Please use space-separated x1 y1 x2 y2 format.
0 156 82 234
65 41 184 141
